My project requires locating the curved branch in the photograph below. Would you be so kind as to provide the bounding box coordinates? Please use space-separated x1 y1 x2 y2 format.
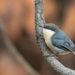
35 0 75 75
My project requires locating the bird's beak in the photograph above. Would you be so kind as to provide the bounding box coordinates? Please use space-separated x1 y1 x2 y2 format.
38 25 44 28
62 44 75 53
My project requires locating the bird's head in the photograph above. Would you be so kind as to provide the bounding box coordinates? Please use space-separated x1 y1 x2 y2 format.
38 23 59 33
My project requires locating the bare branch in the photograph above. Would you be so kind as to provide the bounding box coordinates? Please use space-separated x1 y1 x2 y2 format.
35 0 75 75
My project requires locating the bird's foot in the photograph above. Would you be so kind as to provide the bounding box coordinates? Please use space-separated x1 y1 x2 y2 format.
44 53 58 59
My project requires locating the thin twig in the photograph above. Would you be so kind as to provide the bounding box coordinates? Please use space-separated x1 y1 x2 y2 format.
0 18 40 75
35 0 75 75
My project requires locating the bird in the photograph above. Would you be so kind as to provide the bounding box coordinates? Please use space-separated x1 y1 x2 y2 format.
38 23 75 56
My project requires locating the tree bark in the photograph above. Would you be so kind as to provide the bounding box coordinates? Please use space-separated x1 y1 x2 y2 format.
35 0 75 75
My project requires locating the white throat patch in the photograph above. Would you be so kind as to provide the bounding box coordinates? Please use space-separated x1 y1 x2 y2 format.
43 29 57 53
43 29 55 47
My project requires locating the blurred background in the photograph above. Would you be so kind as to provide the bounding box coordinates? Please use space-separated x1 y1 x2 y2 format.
0 0 75 75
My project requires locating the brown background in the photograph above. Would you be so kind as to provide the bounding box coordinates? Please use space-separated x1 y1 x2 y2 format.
0 0 75 75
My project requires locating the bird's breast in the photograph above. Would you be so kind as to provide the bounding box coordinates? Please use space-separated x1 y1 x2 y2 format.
43 29 56 52
43 29 55 45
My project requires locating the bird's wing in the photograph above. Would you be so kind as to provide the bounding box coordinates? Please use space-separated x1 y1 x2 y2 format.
52 38 75 55
51 30 75 54
52 39 64 49
61 44 75 54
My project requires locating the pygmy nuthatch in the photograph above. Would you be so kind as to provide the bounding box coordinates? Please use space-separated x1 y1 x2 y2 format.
39 24 75 56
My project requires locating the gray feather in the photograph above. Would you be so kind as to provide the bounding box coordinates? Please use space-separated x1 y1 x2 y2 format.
45 24 59 32
51 30 75 54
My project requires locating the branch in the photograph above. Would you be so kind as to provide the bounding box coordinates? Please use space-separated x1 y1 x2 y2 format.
35 0 75 75
0 19 40 75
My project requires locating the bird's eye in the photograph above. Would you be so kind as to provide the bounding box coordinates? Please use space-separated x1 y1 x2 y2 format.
65 42 70 46
50 28 55 31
